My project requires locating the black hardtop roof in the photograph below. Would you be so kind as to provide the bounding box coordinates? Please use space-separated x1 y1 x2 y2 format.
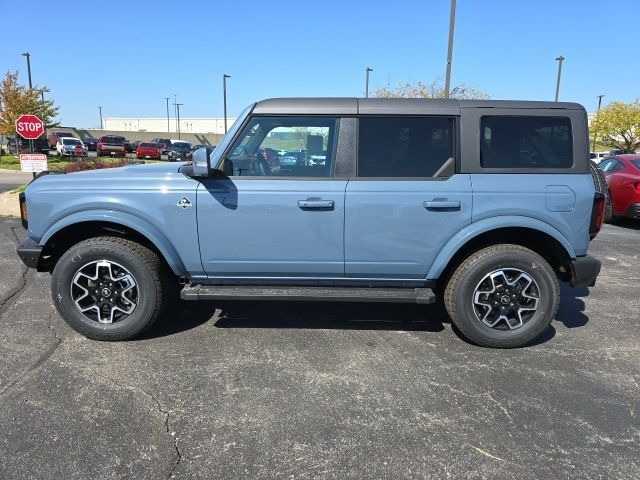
252 97 585 115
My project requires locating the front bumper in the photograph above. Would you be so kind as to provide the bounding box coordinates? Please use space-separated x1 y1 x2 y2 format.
16 237 42 269
570 255 601 288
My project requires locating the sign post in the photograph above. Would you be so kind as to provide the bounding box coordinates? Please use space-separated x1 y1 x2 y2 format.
15 114 46 178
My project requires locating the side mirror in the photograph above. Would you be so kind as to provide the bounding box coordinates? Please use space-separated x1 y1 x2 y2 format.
192 147 214 177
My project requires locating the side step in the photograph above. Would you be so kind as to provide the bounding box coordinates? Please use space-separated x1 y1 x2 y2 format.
181 285 436 304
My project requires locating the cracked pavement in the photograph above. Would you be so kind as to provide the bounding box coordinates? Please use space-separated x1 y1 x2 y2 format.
0 218 638 479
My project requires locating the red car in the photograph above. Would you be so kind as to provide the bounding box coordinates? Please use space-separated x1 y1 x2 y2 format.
97 135 127 157
599 154 640 220
136 142 162 160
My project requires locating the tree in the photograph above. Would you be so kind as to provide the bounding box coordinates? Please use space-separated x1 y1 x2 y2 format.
373 78 489 100
590 100 640 153
0 71 59 136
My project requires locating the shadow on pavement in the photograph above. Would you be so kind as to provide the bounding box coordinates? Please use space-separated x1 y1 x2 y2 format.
143 283 591 344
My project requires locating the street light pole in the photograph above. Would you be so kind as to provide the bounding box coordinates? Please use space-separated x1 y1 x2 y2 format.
98 106 103 129
164 97 170 133
554 55 565 102
444 0 456 99
223 74 231 133
21 52 33 89
591 94 605 152
365 67 373 98
176 103 183 140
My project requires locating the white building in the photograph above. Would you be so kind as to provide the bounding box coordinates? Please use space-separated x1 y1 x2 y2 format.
102 117 236 135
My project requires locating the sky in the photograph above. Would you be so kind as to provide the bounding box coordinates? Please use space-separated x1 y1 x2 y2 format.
1 0 638 128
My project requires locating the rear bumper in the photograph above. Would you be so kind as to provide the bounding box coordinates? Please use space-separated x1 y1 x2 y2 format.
16 237 42 269
570 255 601 288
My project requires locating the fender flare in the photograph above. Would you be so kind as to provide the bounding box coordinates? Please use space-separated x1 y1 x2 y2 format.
426 216 576 280
39 209 187 276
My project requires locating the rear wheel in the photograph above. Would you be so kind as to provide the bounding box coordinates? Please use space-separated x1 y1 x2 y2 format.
444 244 559 348
51 237 170 341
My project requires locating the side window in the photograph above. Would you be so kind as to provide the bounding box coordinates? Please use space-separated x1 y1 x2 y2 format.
480 116 573 169
357 116 455 177
600 160 623 172
225 116 338 177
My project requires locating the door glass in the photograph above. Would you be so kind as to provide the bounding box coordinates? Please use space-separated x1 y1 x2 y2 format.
357 116 455 177
225 116 338 177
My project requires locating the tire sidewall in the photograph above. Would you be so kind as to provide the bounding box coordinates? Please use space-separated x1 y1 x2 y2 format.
52 241 159 340
453 250 558 347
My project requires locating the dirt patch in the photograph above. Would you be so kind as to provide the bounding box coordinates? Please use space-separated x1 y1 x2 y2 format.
0 192 19 217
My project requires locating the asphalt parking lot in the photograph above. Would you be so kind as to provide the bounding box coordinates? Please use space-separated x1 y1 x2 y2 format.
0 217 638 479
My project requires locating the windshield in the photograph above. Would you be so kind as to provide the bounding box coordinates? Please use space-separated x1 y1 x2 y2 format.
212 103 254 168
102 136 125 144
139 142 155 148
63 138 81 145
173 142 191 149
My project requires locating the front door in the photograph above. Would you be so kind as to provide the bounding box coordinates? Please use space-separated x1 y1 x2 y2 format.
345 115 472 280
197 115 346 280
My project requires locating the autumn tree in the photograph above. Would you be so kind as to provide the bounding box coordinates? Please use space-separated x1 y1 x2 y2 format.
373 78 489 100
0 71 59 136
590 100 640 153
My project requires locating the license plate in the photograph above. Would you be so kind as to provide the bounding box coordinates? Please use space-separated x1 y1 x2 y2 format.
145 155 150 159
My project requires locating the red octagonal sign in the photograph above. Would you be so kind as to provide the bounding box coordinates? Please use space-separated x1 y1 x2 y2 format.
15 114 45 140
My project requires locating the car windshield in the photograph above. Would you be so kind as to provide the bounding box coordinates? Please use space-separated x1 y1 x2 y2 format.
103 136 124 144
140 142 155 148
63 138 81 145
631 159 640 170
173 142 191 149
212 104 253 168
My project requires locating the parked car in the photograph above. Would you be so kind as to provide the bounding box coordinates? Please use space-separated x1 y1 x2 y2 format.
56 137 87 157
168 140 192 161
280 151 306 166
96 135 126 157
48 131 75 149
16 98 604 348
7 136 50 154
153 138 172 155
136 142 162 160
124 140 134 153
82 137 98 152
130 140 141 152
598 154 640 220
258 147 281 166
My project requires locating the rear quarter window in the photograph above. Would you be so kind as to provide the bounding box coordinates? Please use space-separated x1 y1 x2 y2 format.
480 116 573 169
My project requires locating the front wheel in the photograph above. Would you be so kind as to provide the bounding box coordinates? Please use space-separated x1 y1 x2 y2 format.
444 244 559 348
51 237 170 340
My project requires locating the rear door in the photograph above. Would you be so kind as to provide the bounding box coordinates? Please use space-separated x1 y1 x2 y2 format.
344 114 472 281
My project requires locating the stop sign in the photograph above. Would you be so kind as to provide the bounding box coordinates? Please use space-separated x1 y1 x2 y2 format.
15 114 45 140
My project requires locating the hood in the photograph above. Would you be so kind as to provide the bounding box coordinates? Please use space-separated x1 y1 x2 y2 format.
71 161 188 175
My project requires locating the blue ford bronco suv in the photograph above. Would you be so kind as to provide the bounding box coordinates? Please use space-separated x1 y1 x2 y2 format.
16 98 605 348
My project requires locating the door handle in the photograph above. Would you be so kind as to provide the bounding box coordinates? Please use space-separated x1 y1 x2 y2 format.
423 200 461 210
298 200 335 210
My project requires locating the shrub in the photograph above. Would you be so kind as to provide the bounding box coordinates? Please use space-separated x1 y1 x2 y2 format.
64 159 130 173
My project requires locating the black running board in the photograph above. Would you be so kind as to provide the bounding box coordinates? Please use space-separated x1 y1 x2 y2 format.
181 285 436 304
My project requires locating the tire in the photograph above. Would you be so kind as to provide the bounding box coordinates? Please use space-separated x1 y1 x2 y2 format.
590 160 607 194
604 189 614 223
444 244 560 348
51 236 170 341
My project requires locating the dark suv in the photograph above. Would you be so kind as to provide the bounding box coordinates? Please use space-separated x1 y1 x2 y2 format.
168 141 192 161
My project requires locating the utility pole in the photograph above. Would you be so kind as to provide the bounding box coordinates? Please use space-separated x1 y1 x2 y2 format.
365 67 373 98
176 103 183 139
591 94 605 152
98 106 103 129
223 74 231 133
444 0 456 99
174 94 177 131
554 56 565 102
165 97 170 133
21 52 33 89
21 52 35 155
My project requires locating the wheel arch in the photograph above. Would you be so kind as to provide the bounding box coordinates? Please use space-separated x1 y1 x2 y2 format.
37 211 187 276
428 217 576 285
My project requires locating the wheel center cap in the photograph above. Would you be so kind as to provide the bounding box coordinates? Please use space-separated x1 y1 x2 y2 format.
500 295 510 305
101 288 112 297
